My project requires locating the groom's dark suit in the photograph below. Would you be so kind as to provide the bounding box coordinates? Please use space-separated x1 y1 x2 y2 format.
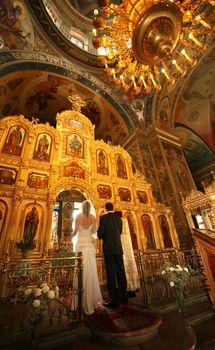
98 211 127 306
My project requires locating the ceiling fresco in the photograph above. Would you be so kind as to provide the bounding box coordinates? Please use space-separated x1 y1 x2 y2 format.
0 0 34 50
0 67 129 145
174 47 215 150
174 46 215 173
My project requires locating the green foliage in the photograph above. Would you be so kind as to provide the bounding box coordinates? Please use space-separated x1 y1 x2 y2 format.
161 261 191 289
16 238 36 256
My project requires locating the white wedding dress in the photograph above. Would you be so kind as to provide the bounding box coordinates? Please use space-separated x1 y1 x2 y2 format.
74 222 103 315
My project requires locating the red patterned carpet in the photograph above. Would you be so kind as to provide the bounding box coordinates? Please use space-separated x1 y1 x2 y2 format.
84 303 162 346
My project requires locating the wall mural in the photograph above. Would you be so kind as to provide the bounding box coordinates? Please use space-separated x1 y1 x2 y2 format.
0 200 7 239
174 47 215 173
163 143 195 194
0 69 130 145
81 98 101 129
159 96 170 130
131 99 145 129
0 0 34 50
175 126 215 173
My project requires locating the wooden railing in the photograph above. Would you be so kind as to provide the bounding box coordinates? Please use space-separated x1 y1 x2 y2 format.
135 248 206 307
0 253 83 342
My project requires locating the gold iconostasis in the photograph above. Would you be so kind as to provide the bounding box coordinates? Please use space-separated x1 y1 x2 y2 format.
0 109 180 257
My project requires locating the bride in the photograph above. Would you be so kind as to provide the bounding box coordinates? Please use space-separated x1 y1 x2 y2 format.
72 200 103 315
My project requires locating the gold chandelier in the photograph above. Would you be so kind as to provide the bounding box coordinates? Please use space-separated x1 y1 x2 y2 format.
92 0 214 94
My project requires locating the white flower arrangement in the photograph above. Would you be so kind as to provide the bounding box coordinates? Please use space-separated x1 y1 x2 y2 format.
161 261 192 312
161 262 191 289
11 281 59 335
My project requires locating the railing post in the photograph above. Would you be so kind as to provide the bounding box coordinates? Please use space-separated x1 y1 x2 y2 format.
0 253 11 298
136 250 149 306
77 252 83 321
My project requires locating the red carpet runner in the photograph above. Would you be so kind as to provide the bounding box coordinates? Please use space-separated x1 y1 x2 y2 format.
85 303 162 346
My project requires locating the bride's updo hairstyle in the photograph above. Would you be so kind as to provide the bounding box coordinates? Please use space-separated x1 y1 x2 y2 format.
82 200 91 217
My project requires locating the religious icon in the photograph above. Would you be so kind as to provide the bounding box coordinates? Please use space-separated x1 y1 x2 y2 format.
62 202 74 240
116 154 127 179
63 162 85 179
33 133 51 162
67 134 83 157
28 173 48 189
118 188 131 202
159 96 170 127
2 126 25 156
97 185 112 199
23 206 39 241
159 215 173 248
126 213 138 250
97 149 109 175
0 166 17 185
141 214 156 249
137 190 148 204
0 201 7 239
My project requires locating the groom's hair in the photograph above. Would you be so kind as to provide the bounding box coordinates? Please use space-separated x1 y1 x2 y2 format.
105 202 114 212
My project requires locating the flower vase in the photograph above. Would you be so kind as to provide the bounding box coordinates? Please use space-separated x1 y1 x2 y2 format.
174 286 185 314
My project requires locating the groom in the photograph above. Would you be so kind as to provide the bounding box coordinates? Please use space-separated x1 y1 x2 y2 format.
98 202 128 308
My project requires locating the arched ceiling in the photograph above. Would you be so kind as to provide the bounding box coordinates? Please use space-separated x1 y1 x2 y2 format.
0 0 214 180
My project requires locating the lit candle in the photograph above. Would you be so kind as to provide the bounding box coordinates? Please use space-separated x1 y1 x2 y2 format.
195 15 211 29
111 69 116 79
181 49 193 63
140 76 147 88
161 68 170 80
132 76 137 89
92 29 97 37
120 75 125 85
150 74 157 86
94 9 99 15
188 33 202 47
172 60 182 73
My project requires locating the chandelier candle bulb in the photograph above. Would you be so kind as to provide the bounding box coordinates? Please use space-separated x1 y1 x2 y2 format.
161 68 170 80
140 76 147 88
181 49 193 63
172 60 182 74
120 75 125 84
150 74 157 86
196 16 211 29
132 76 137 89
111 69 116 79
188 33 202 47
92 29 97 36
